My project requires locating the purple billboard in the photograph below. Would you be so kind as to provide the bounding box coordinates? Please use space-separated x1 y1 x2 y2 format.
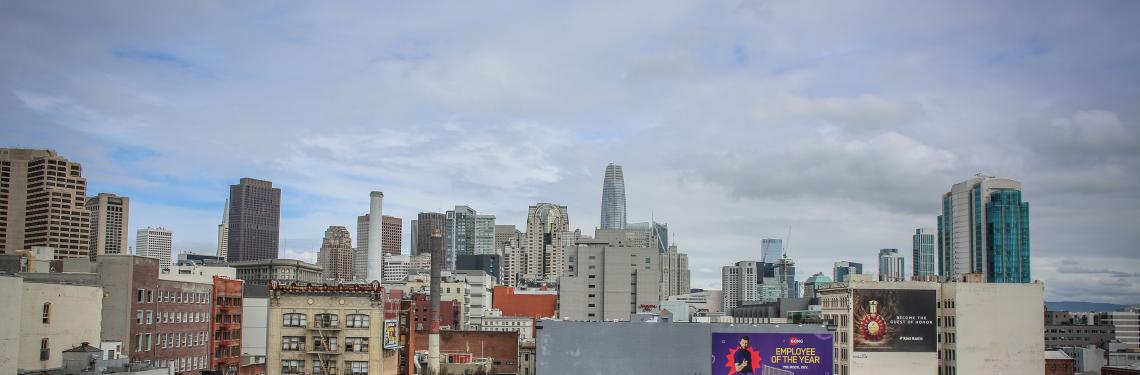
711 332 833 375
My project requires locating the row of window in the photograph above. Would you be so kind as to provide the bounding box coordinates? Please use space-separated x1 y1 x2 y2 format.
155 356 208 373
282 313 370 328
136 310 211 324
137 288 212 304
282 360 368 375
281 337 370 352
133 331 208 352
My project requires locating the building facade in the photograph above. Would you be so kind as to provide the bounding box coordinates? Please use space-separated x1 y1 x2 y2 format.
721 261 759 313
833 261 863 282
599 163 627 230
86 193 130 260
0 273 103 371
316 226 354 282
223 259 322 286
912 228 936 279
136 227 173 269
878 248 905 281
524 203 575 282
355 214 403 281
938 176 1031 283
760 238 783 264
266 282 385 375
659 244 690 298
0 148 91 258
210 276 244 373
413 212 445 257
559 240 661 321
227 178 281 262
217 199 229 259
939 281 1045 375
1103 306 1140 349
495 225 525 287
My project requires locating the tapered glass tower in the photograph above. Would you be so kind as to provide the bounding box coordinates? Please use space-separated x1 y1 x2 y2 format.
600 163 627 230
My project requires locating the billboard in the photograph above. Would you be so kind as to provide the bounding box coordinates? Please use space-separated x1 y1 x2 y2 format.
852 289 936 352
384 320 399 349
711 332 833 375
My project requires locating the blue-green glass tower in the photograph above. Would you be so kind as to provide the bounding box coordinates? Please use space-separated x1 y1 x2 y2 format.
986 189 1030 283
938 176 1031 283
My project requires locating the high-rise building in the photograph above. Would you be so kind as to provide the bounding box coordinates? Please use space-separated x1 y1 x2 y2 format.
136 227 173 269
938 175 1031 283
525 203 576 282
1101 306 1140 349
216 199 229 259
599 163 627 230
761 238 784 264
474 214 496 255
560 238 660 321
912 228 936 279
414 212 445 256
86 193 129 260
226 178 281 262
878 248 905 281
721 261 759 313
444 206 495 270
660 245 690 298
774 257 798 298
625 221 668 253
0 148 91 258
495 225 525 287
833 261 863 283
317 226 354 282
356 214 402 280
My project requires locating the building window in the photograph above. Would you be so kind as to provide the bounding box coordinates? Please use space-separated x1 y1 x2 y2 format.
146 310 153 324
281 360 303 374
314 313 339 328
282 336 304 351
283 313 307 327
136 310 144 324
145 333 152 351
346 314 370 328
312 336 338 352
146 290 153 303
42 303 50 324
137 289 145 303
345 337 369 352
40 338 50 361
348 361 368 375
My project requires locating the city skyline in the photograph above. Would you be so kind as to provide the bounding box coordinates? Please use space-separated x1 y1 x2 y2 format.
3 2 1139 304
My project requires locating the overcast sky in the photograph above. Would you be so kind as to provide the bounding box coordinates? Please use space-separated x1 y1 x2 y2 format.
3 1 1138 304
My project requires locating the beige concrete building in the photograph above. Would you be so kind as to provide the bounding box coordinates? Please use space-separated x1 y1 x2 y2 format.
524 204 577 283
559 238 661 321
355 214 403 281
0 273 103 372
86 193 130 260
316 226 355 282
495 225 525 287
223 259 322 286
940 281 1044 375
0 148 91 258
660 244 690 298
266 282 386 375
136 227 173 269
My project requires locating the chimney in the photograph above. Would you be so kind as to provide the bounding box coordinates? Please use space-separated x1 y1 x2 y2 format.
367 191 384 282
428 227 443 374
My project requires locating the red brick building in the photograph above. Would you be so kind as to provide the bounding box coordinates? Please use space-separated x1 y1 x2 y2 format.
410 292 460 330
210 275 243 373
492 286 557 319
410 331 520 375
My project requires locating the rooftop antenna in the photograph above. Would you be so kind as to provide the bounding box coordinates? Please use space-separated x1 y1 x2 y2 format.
784 225 792 258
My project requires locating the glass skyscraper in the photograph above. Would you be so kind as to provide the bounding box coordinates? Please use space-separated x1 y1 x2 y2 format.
912 228 937 278
600 163 627 230
937 176 1030 283
761 238 784 263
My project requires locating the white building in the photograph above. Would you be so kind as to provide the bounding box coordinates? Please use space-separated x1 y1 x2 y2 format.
665 290 723 314
382 254 410 284
454 270 495 325
721 261 758 313
1062 345 1106 374
1102 305 1140 349
559 239 661 321
0 273 104 372
471 310 534 342
659 245 690 299
878 248 905 282
474 214 496 255
939 281 1044 375
135 227 173 269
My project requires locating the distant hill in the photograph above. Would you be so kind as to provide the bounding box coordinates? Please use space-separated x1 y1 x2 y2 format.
1046 301 1132 312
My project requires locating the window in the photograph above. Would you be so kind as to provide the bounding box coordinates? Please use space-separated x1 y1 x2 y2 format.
146 290 153 303
136 310 144 324
282 336 304 351
42 303 50 324
144 333 152 351
146 310 153 324
283 313 307 327
40 338 50 361
137 289 145 303
345 337 369 352
347 314 370 328
313 313 339 328
348 361 368 375
312 336 338 352
281 360 303 374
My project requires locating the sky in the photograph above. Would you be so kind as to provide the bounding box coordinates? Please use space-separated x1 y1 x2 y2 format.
2 1 1139 304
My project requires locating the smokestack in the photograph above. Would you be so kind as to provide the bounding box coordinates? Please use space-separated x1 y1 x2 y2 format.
367 191 384 282
427 227 443 374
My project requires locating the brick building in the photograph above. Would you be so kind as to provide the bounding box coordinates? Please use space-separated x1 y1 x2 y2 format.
211 276 244 373
491 286 557 319
410 331 519 375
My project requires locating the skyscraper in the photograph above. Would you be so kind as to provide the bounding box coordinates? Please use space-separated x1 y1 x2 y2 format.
317 226 355 282
525 203 576 281
600 163 627 230
226 178 281 262
878 248 905 281
625 221 669 253
938 175 1031 283
414 212 446 256
136 227 173 268
86 193 130 260
761 238 784 263
495 224 525 287
913 228 937 279
474 214 496 255
443 206 494 270
355 213 402 281
0 148 91 258
722 261 759 313
216 199 229 259
833 261 863 282
660 245 690 298
774 257 797 298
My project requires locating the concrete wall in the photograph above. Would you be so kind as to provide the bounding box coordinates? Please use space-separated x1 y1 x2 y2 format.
242 297 268 358
945 282 1044 375
19 279 104 370
0 275 22 374
536 321 831 375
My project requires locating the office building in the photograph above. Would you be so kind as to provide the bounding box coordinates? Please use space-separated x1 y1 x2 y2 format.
721 261 759 313
878 248 905 282
659 244 690 298
454 270 496 323
381 255 410 283
761 238 783 264
803 272 833 299
524 203 576 282
176 252 225 266
912 228 936 279
599 163 627 230
559 239 661 321
773 256 798 298
938 175 1031 282
316 226 355 282
1044 310 1115 349
222 259 322 286
413 212 445 256
216 199 229 259
833 261 863 282
474 214 496 255
469 311 535 342
226 178 281 262
495 225 525 287
625 221 668 253
1102 306 1140 349
266 282 385 375
0 273 103 371
443 206 496 270
85 193 130 260
0 148 91 258
456 254 501 281
355 214 402 280
136 227 173 269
